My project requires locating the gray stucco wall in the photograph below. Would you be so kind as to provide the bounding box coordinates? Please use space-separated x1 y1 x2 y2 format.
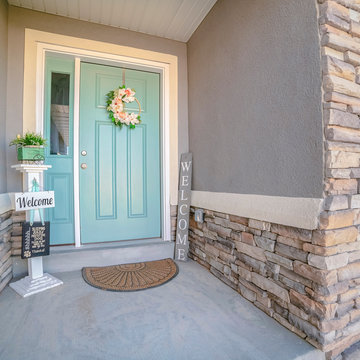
0 0 8 194
6 5 188 192
188 0 323 198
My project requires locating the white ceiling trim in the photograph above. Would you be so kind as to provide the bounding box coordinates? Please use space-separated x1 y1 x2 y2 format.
8 0 217 42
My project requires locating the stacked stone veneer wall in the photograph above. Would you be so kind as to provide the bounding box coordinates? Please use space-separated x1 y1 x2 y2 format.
0 210 13 293
189 211 351 359
10 211 25 257
321 0 360 357
189 1 360 359
0 209 24 295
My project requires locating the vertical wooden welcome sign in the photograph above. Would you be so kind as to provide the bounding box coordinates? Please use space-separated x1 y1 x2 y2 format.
175 153 192 261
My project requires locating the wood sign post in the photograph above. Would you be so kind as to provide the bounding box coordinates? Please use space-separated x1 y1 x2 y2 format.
174 153 192 261
10 164 63 297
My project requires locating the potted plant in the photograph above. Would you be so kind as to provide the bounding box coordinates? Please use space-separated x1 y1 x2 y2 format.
9 132 47 162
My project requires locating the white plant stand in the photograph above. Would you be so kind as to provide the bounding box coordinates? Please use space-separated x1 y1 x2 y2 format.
9 164 63 297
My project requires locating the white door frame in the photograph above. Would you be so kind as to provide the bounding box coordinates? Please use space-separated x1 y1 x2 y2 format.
36 42 171 247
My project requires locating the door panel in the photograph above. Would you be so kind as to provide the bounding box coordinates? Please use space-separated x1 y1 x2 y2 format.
44 56 75 245
95 121 117 219
79 63 161 243
128 124 147 218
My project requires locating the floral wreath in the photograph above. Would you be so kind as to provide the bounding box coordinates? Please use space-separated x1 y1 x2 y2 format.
106 85 141 129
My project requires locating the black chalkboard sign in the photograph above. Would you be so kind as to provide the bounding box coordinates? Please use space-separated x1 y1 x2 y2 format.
21 222 50 259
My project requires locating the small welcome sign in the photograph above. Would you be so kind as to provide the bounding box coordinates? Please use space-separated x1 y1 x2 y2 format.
15 191 55 211
175 153 192 261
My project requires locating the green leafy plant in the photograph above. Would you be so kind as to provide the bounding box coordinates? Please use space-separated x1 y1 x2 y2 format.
9 132 47 147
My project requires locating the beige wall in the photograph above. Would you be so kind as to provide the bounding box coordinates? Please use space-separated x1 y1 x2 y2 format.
0 0 8 193
6 5 188 192
188 0 323 198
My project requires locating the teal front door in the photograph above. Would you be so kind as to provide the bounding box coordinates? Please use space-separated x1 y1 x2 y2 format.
79 63 161 243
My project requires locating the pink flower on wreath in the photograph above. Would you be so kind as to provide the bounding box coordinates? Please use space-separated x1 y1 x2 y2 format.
129 113 140 125
119 112 126 119
108 96 124 118
123 88 135 103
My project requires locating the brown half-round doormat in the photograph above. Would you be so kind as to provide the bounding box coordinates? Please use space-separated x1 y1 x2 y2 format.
82 258 178 292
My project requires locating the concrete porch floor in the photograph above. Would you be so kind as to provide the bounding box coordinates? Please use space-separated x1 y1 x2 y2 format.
0 260 324 360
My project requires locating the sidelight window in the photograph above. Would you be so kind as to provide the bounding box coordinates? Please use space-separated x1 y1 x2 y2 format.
50 72 70 155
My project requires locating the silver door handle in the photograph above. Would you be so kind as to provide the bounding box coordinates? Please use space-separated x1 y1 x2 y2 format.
81 163 87 169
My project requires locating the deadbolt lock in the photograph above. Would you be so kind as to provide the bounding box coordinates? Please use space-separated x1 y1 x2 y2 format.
81 150 87 156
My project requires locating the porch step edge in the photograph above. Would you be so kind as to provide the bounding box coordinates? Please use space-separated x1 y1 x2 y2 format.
12 241 175 278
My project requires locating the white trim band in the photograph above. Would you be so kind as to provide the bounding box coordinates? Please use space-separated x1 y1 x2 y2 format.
191 191 323 230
